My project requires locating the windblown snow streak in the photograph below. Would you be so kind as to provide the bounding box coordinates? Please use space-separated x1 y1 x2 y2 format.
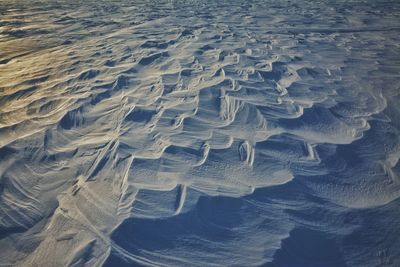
1 0 400 266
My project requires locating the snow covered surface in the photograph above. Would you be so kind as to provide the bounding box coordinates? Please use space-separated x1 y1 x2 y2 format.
0 0 400 266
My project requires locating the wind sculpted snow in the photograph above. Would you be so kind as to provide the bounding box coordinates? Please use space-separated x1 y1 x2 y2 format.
0 0 400 266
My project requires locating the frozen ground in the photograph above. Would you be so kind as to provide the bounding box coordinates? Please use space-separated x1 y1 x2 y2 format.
0 0 400 266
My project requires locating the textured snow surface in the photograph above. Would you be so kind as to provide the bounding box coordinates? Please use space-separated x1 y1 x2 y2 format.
1 0 400 266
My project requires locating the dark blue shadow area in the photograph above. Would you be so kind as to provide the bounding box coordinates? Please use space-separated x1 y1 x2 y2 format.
265 227 347 267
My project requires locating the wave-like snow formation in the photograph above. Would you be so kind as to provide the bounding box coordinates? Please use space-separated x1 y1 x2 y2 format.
1 0 400 266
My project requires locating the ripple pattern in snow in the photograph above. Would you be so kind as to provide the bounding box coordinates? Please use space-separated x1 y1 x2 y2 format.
1 1 400 266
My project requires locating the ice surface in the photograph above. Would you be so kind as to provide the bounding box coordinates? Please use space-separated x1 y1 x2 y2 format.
0 0 400 266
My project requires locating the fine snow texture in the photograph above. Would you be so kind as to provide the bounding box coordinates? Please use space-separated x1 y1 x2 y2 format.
1 0 400 266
